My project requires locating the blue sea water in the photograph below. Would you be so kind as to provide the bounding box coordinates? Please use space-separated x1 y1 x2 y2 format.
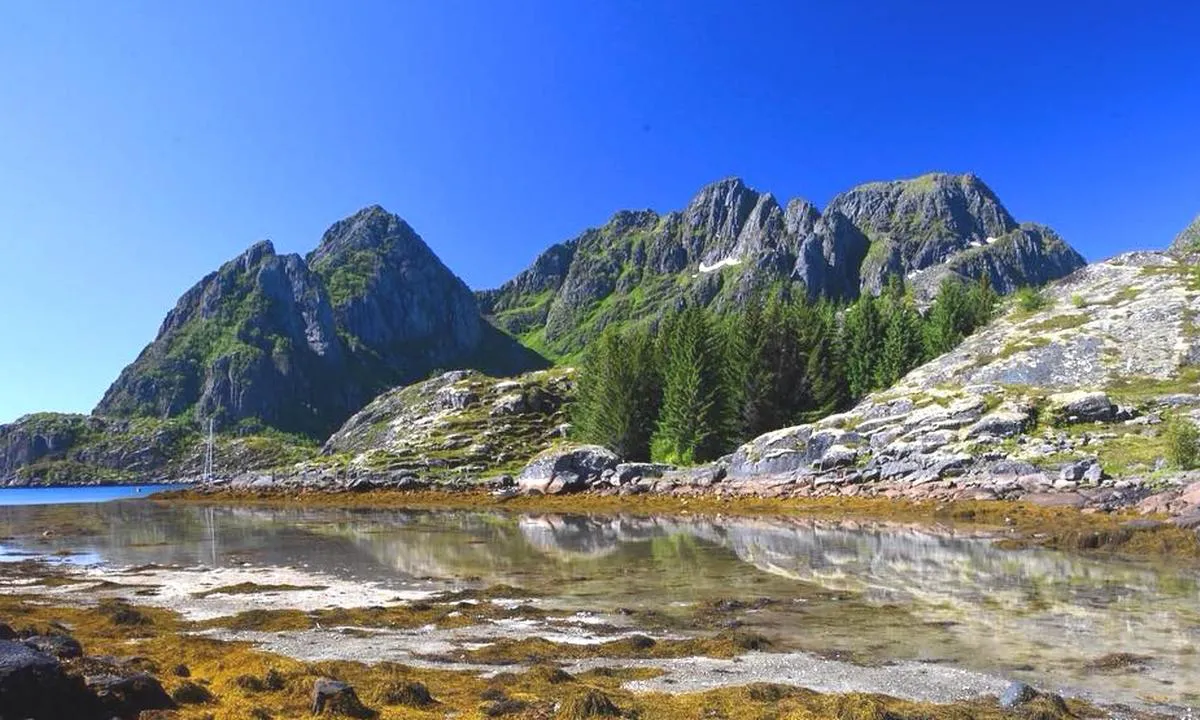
0 484 178 506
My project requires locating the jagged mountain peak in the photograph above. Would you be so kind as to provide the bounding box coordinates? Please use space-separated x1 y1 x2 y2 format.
484 172 1085 357
308 204 427 263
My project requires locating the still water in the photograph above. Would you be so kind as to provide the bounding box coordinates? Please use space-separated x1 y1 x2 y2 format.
1 491 1197 712
0 484 177 506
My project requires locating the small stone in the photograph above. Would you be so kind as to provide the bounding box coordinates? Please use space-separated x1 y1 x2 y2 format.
999 681 1038 709
311 678 373 717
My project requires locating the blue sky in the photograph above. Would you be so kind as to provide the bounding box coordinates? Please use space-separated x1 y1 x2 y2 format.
1 0 1198 423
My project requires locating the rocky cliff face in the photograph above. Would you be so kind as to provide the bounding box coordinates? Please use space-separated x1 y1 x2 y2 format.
307 206 485 387
483 173 1086 357
96 240 355 437
97 206 544 440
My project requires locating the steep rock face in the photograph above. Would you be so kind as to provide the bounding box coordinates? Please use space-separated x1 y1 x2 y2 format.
826 173 1018 292
1170 212 1200 254
484 173 1085 357
96 206 545 440
96 241 354 436
904 224 1086 300
307 206 484 385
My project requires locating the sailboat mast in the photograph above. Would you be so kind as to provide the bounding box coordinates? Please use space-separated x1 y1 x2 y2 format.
203 418 214 481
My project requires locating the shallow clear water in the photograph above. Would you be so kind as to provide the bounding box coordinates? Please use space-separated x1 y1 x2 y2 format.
0 484 177 506
1 493 1198 712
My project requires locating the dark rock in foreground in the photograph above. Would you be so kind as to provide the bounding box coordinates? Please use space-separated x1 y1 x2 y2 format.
0 639 97 719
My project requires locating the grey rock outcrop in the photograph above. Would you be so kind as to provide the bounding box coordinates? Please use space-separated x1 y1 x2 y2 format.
1046 391 1117 424
516 444 620 493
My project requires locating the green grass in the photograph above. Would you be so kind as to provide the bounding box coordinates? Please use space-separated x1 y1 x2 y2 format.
1025 314 1089 333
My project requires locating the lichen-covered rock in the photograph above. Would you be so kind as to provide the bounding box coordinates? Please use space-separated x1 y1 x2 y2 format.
728 426 858 478
964 410 1030 439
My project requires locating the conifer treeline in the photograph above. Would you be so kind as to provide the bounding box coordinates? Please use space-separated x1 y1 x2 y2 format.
571 277 997 464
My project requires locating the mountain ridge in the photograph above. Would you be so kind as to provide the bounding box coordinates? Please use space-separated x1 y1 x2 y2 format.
481 172 1086 358
3 172 1098 486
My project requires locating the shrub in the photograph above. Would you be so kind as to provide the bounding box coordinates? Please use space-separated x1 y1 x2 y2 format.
1165 417 1200 470
1015 286 1052 313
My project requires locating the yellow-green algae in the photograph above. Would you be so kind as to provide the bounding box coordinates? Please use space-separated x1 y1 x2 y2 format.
0 591 1100 720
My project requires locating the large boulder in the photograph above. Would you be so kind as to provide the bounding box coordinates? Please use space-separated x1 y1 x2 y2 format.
22 634 83 660
517 445 621 493
1047 391 1117 425
964 410 1030 439
0 639 98 719
86 672 176 718
728 426 859 478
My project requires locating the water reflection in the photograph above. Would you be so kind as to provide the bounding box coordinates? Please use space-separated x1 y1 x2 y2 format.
1 501 1198 708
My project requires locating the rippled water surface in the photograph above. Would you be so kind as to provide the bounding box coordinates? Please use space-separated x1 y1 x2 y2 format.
2 495 1198 712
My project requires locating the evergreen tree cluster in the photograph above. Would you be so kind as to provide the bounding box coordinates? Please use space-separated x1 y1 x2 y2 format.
571 277 998 464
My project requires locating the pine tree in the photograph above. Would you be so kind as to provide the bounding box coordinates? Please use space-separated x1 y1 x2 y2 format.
843 292 883 397
760 296 811 430
651 307 730 464
725 298 773 442
875 278 924 387
965 273 998 331
878 296 923 386
923 278 971 358
804 301 849 420
571 325 661 461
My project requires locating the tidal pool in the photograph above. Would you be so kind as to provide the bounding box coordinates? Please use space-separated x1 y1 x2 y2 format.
1 496 1197 715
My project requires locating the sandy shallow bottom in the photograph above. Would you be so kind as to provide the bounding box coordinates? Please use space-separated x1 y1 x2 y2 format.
0 556 1176 718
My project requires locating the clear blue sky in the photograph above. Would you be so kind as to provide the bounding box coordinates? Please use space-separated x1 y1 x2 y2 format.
2 1 1198 423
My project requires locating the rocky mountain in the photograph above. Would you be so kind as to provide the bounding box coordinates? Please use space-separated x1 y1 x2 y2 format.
480 173 1086 358
652 247 1200 519
1170 212 1200 254
96 206 544 440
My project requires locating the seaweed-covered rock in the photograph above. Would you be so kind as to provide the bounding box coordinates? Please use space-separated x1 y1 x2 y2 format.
86 672 176 718
22 633 83 660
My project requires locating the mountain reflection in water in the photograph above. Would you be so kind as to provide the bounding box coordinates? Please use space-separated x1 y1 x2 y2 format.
2 501 1197 708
